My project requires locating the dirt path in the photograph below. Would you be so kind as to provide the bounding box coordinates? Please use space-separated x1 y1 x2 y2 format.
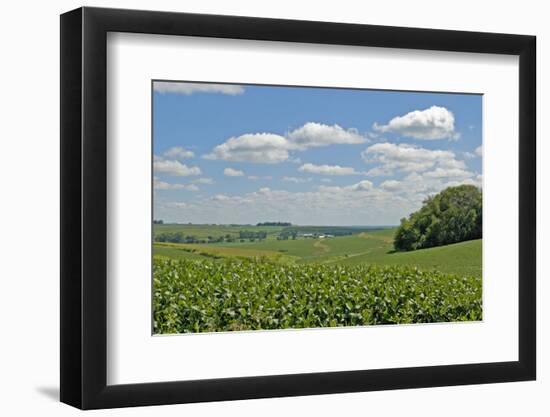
313 239 330 253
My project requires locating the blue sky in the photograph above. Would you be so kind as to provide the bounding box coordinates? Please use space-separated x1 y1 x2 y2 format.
153 81 482 226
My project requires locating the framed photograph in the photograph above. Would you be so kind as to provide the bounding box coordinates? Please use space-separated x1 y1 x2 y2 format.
60 7 536 409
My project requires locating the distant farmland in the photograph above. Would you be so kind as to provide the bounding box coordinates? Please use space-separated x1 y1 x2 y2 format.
153 224 481 278
153 223 482 333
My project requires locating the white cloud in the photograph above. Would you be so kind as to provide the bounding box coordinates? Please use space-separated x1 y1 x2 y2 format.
153 82 244 95
153 158 202 176
156 170 482 226
475 145 483 157
286 122 367 149
194 182 402 225
203 122 367 164
163 146 195 160
373 106 459 140
445 174 483 189
299 163 360 176
224 167 245 177
204 133 289 164
377 170 481 204
320 178 332 183
349 180 374 191
362 142 463 176
437 158 467 170
283 176 312 183
318 180 373 192
154 177 200 191
380 179 402 191
422 167 473 179
212 194 231 201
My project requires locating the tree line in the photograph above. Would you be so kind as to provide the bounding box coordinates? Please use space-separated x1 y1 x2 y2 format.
155 230 269 245
394 185 482 251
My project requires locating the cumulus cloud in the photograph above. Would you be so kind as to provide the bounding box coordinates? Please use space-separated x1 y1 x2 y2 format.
316 180 373 193
422 167 473 179
204 133 289 164
286 122 367 149
163 146 194 160
378 170 481 203
380 179 402 191
224 167 245 177
203 122 367 164
475 145 483 157
373 106 459 140
349 180 374 191
153 157 202 176
445 174 483 189
153 82 244 95
299 163 360 176
153 177 199 191
157 170 481 226
362 142 464 176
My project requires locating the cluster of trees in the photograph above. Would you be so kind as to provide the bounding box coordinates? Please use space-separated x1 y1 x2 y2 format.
155 232 201 244
394 185 482 251
155 233 233 244
256 222 292 226
155 230 269 244
153 219 164 224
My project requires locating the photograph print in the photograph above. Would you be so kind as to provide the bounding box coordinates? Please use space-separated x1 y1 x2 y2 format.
152 81 483 334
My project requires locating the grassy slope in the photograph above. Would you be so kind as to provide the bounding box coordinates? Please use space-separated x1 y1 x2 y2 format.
154 225 481 278
340 239 482 278
153 242 297 263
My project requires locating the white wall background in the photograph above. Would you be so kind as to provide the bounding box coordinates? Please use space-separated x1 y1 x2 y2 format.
0 0 545 415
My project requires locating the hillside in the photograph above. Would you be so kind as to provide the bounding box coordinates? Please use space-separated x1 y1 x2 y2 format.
153 225 481 278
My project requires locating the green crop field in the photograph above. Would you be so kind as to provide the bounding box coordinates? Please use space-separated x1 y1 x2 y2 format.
153 223 482 333
153 257 482 333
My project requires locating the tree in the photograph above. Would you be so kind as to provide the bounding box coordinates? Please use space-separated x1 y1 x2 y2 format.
394 219 420 251
394 185 482 251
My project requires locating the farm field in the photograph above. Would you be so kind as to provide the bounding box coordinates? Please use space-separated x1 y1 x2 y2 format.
154 223 285 240
153 257 482 334
153 223 482 333
153 224 481 278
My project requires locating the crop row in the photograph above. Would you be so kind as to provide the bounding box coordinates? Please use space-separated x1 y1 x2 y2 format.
153 257 482 334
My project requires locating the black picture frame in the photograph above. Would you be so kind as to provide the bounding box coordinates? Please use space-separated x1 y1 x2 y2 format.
60 6 536 410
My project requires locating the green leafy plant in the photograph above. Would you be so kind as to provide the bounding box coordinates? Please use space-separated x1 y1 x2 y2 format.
153 257 482 334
